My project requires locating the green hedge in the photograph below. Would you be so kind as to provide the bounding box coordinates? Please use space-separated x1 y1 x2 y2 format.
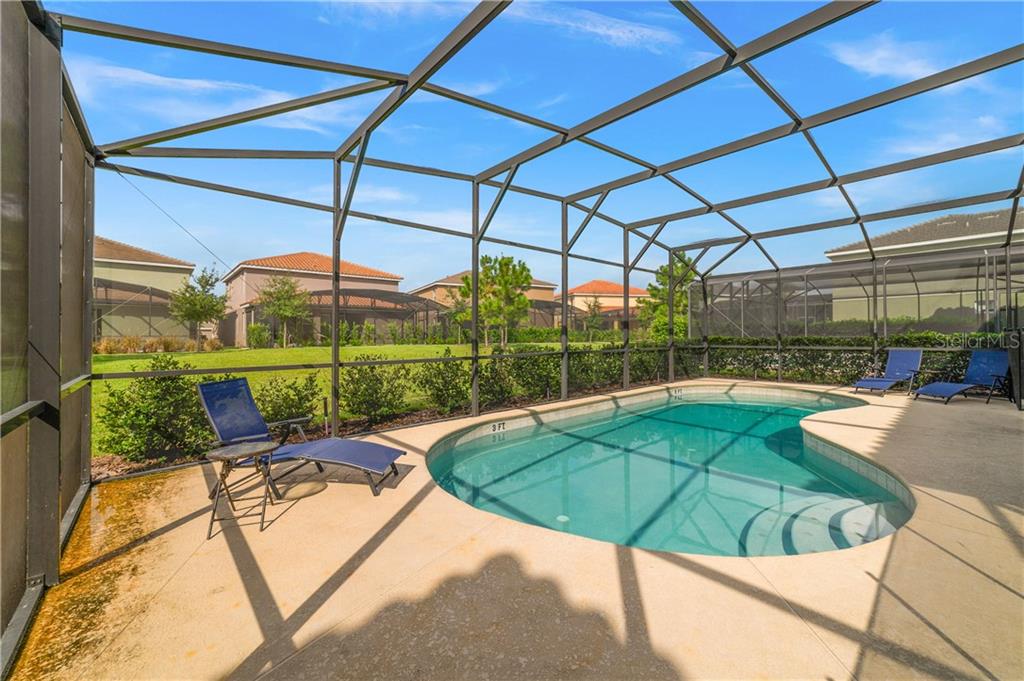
678 332 1002 385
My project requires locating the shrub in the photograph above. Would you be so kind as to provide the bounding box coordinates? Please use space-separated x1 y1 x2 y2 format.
478 352 516 407
157 336 189 352
121 335 142 353
96 355 216 461
415 349 470 413
203 338 223 352
506 344 560 400
252 372 322 424
629 343 667 384
95 337 121 354
182 339 197 352
338 354 411 423
142 337 163 353
387 321 401 345
247 323 271 349
362 320 377 345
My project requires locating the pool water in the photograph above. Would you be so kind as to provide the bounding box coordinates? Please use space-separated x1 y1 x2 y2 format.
428 393 912 556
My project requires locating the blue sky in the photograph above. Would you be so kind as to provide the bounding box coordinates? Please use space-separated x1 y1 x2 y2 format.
52 0 1023 291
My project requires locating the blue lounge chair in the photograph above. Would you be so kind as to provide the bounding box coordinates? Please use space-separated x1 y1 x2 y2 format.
198 377 405 504
914 349 1010 404
852 348 923 395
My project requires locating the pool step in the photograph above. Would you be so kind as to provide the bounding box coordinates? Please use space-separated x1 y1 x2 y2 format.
740 496 908 556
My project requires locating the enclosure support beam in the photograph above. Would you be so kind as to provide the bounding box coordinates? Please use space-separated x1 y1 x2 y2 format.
667 250 676 382
471 182 481 417
882 260 889 338
331 134 371 435
1003 164 1024 248
625 134 1023 231
569 44 1024 204
561 202 570 400
335 1 509 161
629 221 669 272
701 237 751 279
476 0 874 182
675 188 1022 251
776 270 783 381
477 164 519 241
99 80 392 153
26 24 63 588
702 281 710 377
567 191 609 252
623 226 630 389
94 162 660 273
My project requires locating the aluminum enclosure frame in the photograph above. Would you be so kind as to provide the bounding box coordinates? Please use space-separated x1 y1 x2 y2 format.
51 0 1024 424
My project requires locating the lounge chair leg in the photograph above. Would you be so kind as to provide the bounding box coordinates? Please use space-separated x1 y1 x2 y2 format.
207 477 223 540
365 471 381 496
259 476 270 531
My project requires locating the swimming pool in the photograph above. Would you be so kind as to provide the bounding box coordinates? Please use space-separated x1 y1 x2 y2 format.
428 387 914 557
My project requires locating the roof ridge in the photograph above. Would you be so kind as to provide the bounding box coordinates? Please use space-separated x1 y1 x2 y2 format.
94 235 195 266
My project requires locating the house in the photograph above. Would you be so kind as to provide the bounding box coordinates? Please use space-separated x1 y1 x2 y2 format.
826 207 1022 262
221 251 403 346
557 279 650 311
410 270 557 305
556 279 651 330
825 207 1022 324
411 270 558 327
93 236 195 338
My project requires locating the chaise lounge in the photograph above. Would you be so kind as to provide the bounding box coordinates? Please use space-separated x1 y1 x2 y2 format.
852 348 923 395
914 349 1010 404
198 378 405 532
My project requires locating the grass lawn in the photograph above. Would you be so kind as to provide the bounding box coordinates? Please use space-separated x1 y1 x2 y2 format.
90 343 567 457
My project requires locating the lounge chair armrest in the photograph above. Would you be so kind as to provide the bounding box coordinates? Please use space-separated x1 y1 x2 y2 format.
268 416 313 444
267 416 313 429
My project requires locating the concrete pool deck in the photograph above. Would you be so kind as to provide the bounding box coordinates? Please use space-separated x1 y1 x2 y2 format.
12 379 1023 680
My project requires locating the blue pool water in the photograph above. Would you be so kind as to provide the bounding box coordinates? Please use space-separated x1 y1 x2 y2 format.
428 391 912 556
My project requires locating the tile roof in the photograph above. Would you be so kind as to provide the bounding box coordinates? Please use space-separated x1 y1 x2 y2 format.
231 252 401 280
94 236 194 267
426 270 557 288
565 279 649 296
827 207 1022 255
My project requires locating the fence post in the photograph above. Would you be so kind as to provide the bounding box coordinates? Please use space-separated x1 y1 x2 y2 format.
622 224 630 389
667 249 675 383
701 280 710 377
560 201 569 400
871 259 880 370
471 182 480 416
776 270 783 382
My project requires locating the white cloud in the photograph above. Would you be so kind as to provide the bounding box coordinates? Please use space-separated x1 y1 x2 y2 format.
504 4 681 53
881 115 1010 157
536 92 569 110
827 30 940 81
317 1 468 29
66 55 378 136
300 182 416 205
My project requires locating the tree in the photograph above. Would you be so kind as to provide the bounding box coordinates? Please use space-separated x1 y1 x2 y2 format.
458 255 532 346
445 286 471 344
168 267 227 350
257 275 310 347
637 254 696 343
583 296 604 342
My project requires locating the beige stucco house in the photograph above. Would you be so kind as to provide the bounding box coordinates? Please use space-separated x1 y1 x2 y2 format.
555 279 651 331
221 251 402 346
410 270 557 306
93 236 194 338
556 279 650 311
